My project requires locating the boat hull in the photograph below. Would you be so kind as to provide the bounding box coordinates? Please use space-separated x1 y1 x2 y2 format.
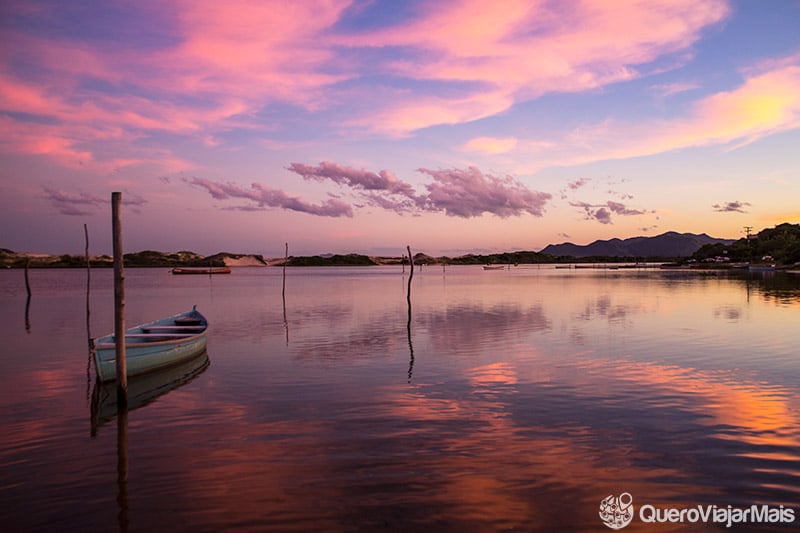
91 351 210 430
93 308 208 382
171 267 231 275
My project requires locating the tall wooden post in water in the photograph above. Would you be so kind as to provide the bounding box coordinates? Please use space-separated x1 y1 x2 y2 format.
112 192 127 406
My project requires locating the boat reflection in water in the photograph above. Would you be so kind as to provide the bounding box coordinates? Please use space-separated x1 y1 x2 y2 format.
90 351 210 434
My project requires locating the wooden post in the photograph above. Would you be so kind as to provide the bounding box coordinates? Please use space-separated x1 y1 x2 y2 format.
112 192 127 406
85 223 91 347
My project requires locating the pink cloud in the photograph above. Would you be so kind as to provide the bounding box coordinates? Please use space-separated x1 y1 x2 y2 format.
0 1 352 172
0 0 737 167
352 92 515 138
686 61 800 147
340 0 730 134
512 56 800 171
462 136 519 155
165 0 351 107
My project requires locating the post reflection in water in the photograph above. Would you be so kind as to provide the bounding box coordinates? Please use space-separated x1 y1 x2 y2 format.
1 267 799 531
90 351 211 434
406 245 415 383
24 294 30 333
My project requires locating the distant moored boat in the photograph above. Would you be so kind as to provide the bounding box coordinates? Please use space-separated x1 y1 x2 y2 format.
748 264 776 272
171 266 231 275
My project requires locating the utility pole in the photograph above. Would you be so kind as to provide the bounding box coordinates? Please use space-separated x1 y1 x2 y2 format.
743 226 754 264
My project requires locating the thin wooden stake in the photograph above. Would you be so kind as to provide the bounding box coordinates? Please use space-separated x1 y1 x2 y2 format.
24 259 31 298
406 246 415 383
406 246 414 309
282 242 288 300
112 192 127 407
283 242 288 345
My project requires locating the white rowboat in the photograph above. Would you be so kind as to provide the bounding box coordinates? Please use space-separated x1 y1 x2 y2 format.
93 306 208 382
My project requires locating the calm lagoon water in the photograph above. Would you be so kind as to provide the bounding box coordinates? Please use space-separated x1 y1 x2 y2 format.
1 266 799 531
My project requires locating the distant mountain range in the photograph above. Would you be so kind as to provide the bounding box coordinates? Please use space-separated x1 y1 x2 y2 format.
540 232 734 258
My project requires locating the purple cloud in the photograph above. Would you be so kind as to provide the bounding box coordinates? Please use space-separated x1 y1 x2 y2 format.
571 200 648 224
287 162 551 218
568 178 590 190
188 177 353 217
593 207 612 224
288 161 417 197
417 166 551 218
606 201 645 216
189 163 551 220
712 200 750 213
42 187 147 215
559 177 591 199
42 187 104 216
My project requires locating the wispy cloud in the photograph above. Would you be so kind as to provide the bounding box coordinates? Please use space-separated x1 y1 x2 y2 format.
499 56 800 174
0 0 733 166
0 1 350 170
187 177 353 217
462 136 519 154
713 200 751 213
343 0 729 135
650 82 701 99
558 57 800 166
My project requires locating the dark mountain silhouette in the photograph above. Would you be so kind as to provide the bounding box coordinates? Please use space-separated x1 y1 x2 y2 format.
540 231 734 258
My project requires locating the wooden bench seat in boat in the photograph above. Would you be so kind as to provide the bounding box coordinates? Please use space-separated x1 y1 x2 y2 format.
174 318 203 326
95 333 197 349
124 333 197 338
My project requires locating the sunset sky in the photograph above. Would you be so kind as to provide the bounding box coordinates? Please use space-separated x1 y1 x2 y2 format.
2 0 800 257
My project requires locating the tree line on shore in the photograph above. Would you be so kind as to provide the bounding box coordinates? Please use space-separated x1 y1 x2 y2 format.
3 222 798 269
